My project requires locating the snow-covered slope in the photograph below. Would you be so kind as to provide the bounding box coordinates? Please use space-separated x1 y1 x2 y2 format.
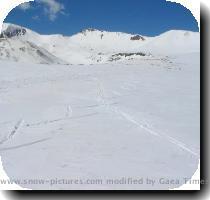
142 30 200 55
0 24 68 64
0 53 200 190
0 38 68 64
0 23 200 64
0 23 200 190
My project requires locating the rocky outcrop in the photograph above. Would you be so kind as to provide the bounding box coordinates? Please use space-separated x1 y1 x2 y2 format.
0 27 27 38
109 52 147 62
130 35 145 41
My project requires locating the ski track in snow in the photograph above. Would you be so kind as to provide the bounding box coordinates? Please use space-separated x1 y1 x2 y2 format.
25 112 99 128
0 119 24 145
0 74 198 158
0 137 52 152
93 77 199 158
116 109 199 157
0 24 200 190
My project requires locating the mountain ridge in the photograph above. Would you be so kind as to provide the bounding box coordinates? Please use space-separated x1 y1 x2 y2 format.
0 23 200 65
1 22 199 39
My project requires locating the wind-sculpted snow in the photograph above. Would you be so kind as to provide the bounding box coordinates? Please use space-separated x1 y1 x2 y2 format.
0 53 200 190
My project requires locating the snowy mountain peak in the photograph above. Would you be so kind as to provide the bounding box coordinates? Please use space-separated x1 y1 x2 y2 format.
1 23 27 38
76 28 147 43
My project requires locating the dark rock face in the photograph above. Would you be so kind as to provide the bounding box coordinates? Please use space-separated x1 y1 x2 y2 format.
113 52 146 57
130 35 145 41
0 27 27 38
109 52 147 62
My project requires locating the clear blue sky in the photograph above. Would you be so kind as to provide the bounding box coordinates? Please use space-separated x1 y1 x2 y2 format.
5 0 199 36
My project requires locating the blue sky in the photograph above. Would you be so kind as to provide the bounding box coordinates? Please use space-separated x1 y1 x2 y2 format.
5 0 199 36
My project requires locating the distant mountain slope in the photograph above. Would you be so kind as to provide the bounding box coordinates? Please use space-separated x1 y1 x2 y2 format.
0 38 68 64
0 24 68 64
0 23 200 64
141 30 200 55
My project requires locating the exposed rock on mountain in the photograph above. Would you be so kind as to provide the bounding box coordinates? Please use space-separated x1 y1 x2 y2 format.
0 23 200 65
130 35 145 41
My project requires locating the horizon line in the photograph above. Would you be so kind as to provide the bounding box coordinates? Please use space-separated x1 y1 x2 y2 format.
2 22 200 38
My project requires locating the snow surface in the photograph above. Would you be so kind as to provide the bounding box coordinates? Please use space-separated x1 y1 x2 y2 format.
0 51 200 190
0 23 200 190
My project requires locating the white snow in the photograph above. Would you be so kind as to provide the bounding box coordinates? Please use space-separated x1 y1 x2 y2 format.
0 23 200 190
1 23 200 64
0 52 200 190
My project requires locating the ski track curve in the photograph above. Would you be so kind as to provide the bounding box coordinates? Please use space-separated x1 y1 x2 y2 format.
93 77 199 158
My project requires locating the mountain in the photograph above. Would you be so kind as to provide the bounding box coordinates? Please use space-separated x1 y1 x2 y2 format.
141 30 200 55
0 23 200 65
0 24 68 64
